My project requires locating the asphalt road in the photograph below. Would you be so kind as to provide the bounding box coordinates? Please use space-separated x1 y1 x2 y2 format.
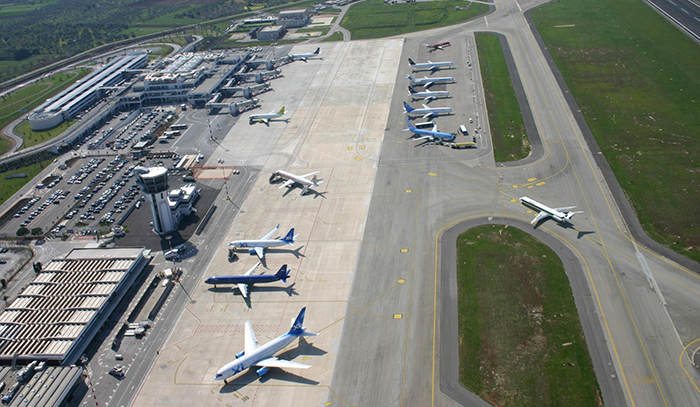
328 0 700 406
644 0 700 42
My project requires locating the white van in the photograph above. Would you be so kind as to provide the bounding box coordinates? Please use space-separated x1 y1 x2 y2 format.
459 125 468 135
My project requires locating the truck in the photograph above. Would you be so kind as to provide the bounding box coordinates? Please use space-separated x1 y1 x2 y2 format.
450 142 477 149
170 124 187 130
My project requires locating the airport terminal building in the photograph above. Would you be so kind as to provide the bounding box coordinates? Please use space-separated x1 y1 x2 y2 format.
28 53 149 131
0 247 150 365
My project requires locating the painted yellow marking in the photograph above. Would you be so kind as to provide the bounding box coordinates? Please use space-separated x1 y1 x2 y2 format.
325 403 333 406
510 198 518 203
528 185 534 189
363 137 369 141
397 279 406 284
428 172 437 177
347 146 354 150
527 177 537 182
351 133 356 137
355 157 362 161
393 314 403 319
536 181 546 186
512 185 519 188
400 249 409 253
405 189 412 193
359 146 365 150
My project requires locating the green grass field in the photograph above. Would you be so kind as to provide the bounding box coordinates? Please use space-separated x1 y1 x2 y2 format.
475 33 529 162
14 119 77 150
0 69 89 155
340 0 489 40
0 159 53 206
295 26 331 36
457 225 602 406
0 0 58 17
322 31 344 42
531 0 700 262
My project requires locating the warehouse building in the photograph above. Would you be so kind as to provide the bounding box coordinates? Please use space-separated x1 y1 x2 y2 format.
0 247 150 365
278 9 310 28
257 25 286 41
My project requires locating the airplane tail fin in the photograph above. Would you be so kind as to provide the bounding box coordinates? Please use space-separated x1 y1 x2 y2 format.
405 118 415 131
408 58 416 66
314 47 320 55
278 106 285 115
408 86 417 95
406 74 415 81
403 101 413 113
282 228 295 243
275 264 290 283
289 307 307 335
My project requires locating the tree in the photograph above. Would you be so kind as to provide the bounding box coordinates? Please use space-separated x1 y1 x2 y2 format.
16 227 29 237
31 227 42 236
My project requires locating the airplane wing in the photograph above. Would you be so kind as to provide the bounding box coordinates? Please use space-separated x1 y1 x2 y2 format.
423 81 434 89
237 283 249 298
554 206 576 212
531 212 550 225
422 112 435 119
422 104 430 109
254 357 311 370
261 225 280 241
299 171 320 179
279 179 295 189
244 261 262 276
262 118 269 124
244 321 259 353
424 95 435 101
253 247 265 260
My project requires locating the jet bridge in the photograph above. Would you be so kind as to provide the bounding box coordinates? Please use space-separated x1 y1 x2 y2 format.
206 98 259 115
221 82 271 98
233 69 282 84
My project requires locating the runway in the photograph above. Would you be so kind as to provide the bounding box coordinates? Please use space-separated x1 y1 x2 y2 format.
328 0 700 406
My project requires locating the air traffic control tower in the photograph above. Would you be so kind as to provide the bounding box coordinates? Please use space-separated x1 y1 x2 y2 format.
136 166 172 235
136 166 200 235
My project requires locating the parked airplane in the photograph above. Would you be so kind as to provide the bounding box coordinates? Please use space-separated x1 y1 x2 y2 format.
249 106 287 124
229 225 298 260
205 262 291 298
407 86 451 101
408 58 454 72
270 170 324 196
215 307 318 382
403 101 453 119
426 41 451 51
287 47 321 62
406 74 455 89
519 196 583 226
404 118 455 144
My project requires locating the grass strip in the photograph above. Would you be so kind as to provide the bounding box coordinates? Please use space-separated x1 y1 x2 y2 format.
475 33 529 162
457 224 602 407
340 0 489 40
321 31 344 42
531 0 700 262
0 159 54 206
14 119 78 150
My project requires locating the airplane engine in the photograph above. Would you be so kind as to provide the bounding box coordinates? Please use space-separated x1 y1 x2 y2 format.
235 351 245 359
256 367 269 377
255 73 264 84
248 249 257 255
266 61 275 71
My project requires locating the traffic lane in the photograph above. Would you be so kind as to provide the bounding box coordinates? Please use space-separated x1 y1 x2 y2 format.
644 0 700 40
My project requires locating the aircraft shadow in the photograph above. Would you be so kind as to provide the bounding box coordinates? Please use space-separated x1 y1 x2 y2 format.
219 369 319 391
265 246 306 259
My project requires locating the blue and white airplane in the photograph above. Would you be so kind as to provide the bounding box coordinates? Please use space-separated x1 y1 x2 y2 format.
520 196 583 226
229 225 298 261
403 101 453 119
205 262 291 298
407 86 451 101
214 307 318 382
406 74 455 89
408 58 454 72
404 118 455 144
287 47 321 62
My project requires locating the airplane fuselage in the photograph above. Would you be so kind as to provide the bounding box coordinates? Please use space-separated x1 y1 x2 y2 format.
409 90 450 100
520 197 569 223
409 77 454 85
405 107 453 116
275 170 314 187
215 333 298 381
250 113 282 121
205 274 283 285
411 61 454 70
229 239 289 250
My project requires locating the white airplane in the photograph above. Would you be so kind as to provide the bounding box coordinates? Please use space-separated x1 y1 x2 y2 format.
407 86 451 101
214 307 318 382
229 225 298 260
403 101 453 119
406 74 455 89
520 196 583 226
270 170 324 196
407 58 454 72
404 118 455 144
249 106 287 124
287 47 321 62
